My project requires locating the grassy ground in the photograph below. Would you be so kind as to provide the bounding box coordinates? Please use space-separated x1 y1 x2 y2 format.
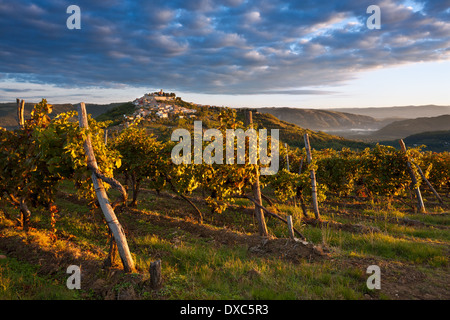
0 181 449 300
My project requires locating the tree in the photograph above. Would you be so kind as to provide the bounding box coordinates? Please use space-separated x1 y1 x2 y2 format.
113 123 165 206
0 99 122 231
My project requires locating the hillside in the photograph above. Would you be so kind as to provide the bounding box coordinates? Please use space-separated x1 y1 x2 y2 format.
95 101 372 151
256 107 387 132
404 130 450 152
1 169 449 301
381 130 450 152
330 105 450 120
0 101 124 129
369 115 450 140
0 97 449 302
241 110 371 150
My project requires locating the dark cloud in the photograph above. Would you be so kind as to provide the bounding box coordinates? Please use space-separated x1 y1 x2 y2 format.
232 89 338 95
0 0 449 95
0 88 33 92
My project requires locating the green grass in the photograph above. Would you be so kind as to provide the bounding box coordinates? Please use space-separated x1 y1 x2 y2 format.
130 233 366 300
296 222 448 266
0 253 79 300
0 184 448 300
409 213 450 226
261 202 449 267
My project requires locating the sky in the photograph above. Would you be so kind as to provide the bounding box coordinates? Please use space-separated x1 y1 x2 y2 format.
0 0 449 108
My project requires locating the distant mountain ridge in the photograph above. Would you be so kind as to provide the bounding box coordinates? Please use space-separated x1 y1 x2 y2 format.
256 107 388 132
368 115 450 140
328 105 450 119
244 110 371 150
381 130 450 152
403 130 450 152
255 106 450 142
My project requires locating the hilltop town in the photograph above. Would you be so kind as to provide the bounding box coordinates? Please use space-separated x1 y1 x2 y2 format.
129 90 197 121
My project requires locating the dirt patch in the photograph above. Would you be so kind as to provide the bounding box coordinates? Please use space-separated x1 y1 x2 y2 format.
0 230 99 287
339 258 450 300
376 261 449 300
123 207 326 262
0 227 152 300
247 237 326 262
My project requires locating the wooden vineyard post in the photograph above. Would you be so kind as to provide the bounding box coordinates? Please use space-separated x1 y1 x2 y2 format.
297 158 309 218
245 110 269 237
15 99 27 229
411 161 445 207
285 143 296 206
304 133 320 219
77 102 136 273
241 195 306 241
104 129 108 146
16 99 25 127
285 143 290 171
150 260 163 290
399 139 426 213
287 215 295 240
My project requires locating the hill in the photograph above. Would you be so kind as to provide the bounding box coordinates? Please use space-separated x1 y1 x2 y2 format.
95 102 136 124
241 110 371 150
0 101 124 129
256 107 387 132
0 96 449 302
0 98 372 151
329 105 450 120
381 130 450 152
95 101 372 151
368 115 450 140
404 130 450 152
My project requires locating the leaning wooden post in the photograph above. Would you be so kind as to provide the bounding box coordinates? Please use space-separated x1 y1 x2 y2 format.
245 110 269 237
304 133 320 220
240 195 306 240
77 102 135 273
399 139 426 213
411 161 445 206
286 215 295 240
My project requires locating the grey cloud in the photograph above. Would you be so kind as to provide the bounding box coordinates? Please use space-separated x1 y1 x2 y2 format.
0 88 33 92
0 0 449 96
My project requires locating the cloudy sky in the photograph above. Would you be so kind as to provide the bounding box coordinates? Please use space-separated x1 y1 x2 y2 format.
1 0 449 108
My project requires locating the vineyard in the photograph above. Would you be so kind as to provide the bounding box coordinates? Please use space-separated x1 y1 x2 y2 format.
0 100 449 300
